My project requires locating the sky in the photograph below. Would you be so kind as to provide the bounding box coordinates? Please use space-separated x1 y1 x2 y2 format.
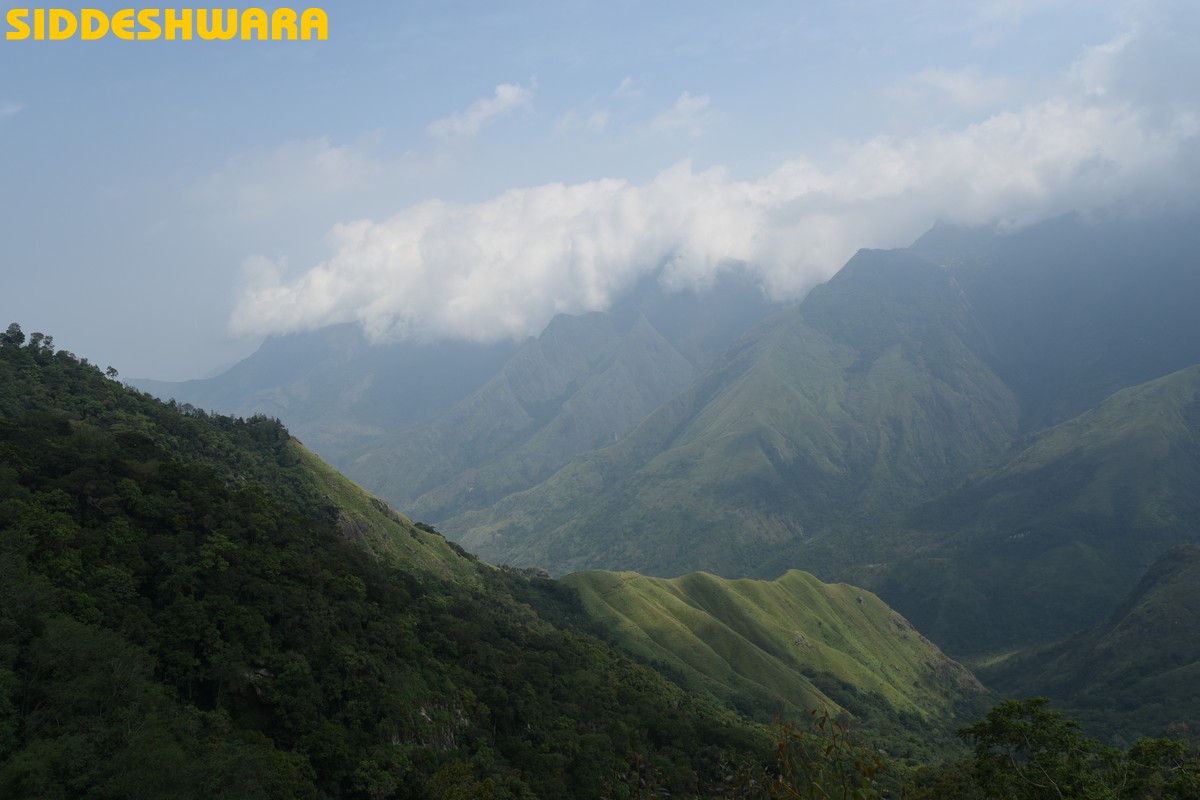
2 0 1198 380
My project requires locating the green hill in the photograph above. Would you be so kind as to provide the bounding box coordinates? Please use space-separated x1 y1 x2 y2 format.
563 569 987 761
432 213 1200 679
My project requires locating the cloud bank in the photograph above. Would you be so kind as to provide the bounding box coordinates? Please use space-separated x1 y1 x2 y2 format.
231 28 1200 345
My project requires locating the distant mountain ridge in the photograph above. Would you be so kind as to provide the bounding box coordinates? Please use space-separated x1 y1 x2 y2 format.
137 270 784 525
867 363 1200 653
132 324 519 464
347 310 698 521
449 244 1025 576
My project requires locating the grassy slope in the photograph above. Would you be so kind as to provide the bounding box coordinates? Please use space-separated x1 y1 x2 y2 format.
288 443 483 584
563 568 986 760
208 366 997 767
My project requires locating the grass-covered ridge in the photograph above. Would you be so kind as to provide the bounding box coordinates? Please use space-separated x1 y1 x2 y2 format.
563 568 987 762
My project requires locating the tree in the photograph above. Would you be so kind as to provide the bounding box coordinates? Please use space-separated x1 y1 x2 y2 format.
724 711 887 799
906 699 1200 799
960 698 1111 799
0 323 24 347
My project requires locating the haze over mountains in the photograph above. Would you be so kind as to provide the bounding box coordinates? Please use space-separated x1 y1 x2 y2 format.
140 206 1200 739
134 272 783 516
132 325 519 465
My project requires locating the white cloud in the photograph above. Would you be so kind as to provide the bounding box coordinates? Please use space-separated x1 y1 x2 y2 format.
231 22 1200 346
585 110 610 133
0 102 23 121
427 81 535 140
972 0 1061 28
646 92 712 137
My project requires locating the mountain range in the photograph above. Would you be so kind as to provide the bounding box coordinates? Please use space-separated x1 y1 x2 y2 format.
440 211 1200 656
136 207 1200 740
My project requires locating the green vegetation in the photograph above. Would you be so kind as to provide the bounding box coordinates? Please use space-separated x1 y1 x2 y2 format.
349 311 697 524
131 216 1200 758
874 365 1200 655
725 711 891 799
906 698 1200 799
978 546 1200 744
0 330 774 798
8 313 1200 794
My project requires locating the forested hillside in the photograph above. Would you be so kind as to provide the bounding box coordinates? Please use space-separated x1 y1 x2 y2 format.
0 330 773 798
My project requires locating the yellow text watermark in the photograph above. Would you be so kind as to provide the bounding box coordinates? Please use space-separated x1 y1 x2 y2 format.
5 8 329 41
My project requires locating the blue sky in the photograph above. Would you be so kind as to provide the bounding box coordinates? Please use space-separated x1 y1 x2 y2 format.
2 0 1197 379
